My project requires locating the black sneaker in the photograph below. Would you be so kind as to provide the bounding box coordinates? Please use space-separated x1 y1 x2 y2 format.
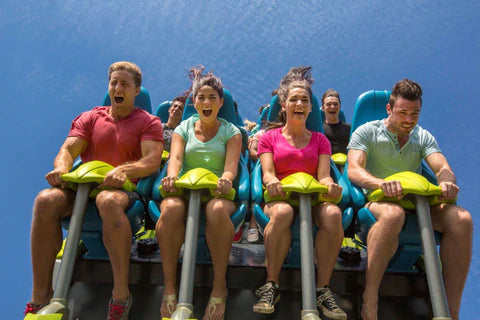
316 287 347 320
253 281 281 314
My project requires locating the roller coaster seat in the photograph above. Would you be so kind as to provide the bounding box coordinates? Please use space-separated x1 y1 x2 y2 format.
61 87 155 259
155 100 172 123
251 94 353 267
148 88 250 263
347 90 441 271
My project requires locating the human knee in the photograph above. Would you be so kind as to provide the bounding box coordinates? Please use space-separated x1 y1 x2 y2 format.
158 198 185 226
96 191 125 211
449 208 473 235
268 203 294 228
379 205 405 227
33 188 71 219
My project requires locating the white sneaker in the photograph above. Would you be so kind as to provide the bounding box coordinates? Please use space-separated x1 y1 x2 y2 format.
247 228 259 243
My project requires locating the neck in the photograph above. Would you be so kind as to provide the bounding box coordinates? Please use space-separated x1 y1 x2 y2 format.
283 122 308 136
325 117 340 124
110 105 134 120
166 118 181 128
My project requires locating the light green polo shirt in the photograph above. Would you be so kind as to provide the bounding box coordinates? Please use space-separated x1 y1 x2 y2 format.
174 114 240 177
347 120 441 182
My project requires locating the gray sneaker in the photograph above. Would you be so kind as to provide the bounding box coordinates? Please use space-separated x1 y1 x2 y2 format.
253 281 281 314
316 287 347 320
107 294 132 320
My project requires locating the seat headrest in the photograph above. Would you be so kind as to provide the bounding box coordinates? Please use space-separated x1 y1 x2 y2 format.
350 90 390 134
155 101 172 123
102 86 152 114
266 94 324 133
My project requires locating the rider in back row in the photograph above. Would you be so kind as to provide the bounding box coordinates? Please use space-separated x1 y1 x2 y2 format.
24 61 472 320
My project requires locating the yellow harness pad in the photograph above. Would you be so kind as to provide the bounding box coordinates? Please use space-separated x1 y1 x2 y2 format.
24 314 63 320
367 171 455 209
264 172 341 206
61 160 136 198
160 168 235 202
331 152 347 166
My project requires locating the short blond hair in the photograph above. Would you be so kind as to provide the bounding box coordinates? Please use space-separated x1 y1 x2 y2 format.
108 61 142 88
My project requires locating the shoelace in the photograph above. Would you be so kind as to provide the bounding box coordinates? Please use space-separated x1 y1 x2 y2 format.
24 303 43 316
257 283 276 304
317 289 340 310
107 303 127 320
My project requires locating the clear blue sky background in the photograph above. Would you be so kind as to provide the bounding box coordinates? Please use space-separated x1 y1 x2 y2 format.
1 1 479 318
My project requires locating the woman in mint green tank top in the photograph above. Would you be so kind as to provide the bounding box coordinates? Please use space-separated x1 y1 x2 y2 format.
155 66 242 320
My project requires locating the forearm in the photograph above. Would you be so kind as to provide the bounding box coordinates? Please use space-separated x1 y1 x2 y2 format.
436 167 457 185
348 167 384 190
52 147 75 172
116 154 161 179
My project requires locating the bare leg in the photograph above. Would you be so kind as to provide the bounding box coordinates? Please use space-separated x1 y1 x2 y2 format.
263 201 294 284
313 203 343 287
155 196 186 318
202 198 235 320
30 188 74 305
96 190 131 302
431 204 472 320
361 202 405 320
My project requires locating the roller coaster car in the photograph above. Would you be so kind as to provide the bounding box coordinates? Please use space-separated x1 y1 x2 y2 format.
251 94 353 267
346 90 443 271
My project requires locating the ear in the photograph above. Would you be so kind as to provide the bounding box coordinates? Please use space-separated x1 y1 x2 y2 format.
321 105 325 111
219 97 224 108
386 103 392 115
280 101 286 112
135 86 141 96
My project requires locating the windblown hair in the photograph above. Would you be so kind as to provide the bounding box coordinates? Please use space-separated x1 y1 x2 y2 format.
321 89 341 106
277 66 314 104
389 79 423 108
267 66 314 129
189 65 223 99
108 61 142 88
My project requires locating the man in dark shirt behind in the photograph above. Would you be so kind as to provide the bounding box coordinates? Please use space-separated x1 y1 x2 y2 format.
321 89 351 154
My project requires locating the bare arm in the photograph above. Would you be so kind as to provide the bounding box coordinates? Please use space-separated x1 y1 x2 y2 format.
347 148 403 198
248 138 259 161
216 133 242 194
162 132 185 192
425 152 459 200
259 152 284 197
317 154 342 200
45 136 88 187
101 139 164 188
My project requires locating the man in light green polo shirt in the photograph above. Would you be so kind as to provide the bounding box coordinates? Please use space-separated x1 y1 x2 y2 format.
347 79 472 320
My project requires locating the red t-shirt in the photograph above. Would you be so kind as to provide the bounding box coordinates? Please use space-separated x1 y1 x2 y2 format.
257 127 331 180
68 106 163 167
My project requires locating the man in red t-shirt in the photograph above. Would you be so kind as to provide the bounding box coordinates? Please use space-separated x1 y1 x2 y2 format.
25 61 164 319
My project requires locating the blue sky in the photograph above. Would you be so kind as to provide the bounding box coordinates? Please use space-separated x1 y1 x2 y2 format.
1 1 479 318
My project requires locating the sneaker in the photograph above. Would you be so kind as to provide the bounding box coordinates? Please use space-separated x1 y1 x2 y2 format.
247 228 259 243
23 302 45 316
233 225 243 243
253 281 281 314
107 294 132 320
316 287 347 320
